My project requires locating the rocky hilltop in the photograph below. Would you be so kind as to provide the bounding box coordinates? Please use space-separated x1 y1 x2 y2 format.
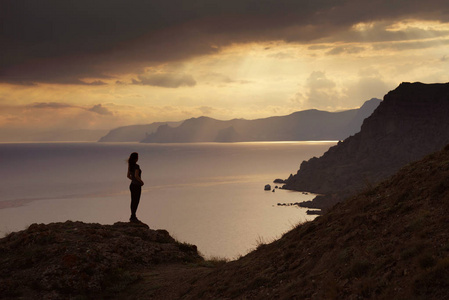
284 82 449 208
141 98 381 143
0 221 203 299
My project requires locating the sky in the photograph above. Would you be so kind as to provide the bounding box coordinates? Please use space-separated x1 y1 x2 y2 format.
1 0 449 140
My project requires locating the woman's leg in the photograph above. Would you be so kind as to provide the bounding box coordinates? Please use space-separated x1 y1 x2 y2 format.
130 184 141 220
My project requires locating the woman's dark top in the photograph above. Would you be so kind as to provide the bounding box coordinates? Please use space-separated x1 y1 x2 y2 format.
129 164 142 186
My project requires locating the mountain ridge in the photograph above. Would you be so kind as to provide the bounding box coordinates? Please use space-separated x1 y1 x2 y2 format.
141 98 381 143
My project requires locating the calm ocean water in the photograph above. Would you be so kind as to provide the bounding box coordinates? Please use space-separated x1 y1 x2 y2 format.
0 141 336 258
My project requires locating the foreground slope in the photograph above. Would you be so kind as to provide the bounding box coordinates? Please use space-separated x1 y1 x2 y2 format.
181 144 449 299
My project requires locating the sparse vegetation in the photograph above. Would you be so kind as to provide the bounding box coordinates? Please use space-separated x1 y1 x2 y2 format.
197 256 229 268
254 235 267 250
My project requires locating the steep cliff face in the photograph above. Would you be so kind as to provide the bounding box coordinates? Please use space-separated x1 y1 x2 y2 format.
285 82 449 207
341 98 383 137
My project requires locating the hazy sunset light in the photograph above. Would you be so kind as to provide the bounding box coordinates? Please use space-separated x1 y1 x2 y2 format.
2 1 449 140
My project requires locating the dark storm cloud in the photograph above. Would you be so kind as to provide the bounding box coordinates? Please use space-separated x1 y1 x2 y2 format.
2 0 449 84
0 54 110 85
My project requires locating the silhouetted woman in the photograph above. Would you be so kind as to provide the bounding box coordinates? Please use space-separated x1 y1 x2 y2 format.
127 152 144 222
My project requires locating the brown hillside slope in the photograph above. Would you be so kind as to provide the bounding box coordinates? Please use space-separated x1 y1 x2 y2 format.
181 144 449 299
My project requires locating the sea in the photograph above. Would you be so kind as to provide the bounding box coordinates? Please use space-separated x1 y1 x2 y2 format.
0 141 336 259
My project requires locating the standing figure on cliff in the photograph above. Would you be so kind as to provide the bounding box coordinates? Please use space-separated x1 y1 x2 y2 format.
127 152 144 222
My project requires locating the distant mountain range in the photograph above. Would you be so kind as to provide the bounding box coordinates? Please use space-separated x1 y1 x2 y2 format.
98 122 182 142
283 82 449 209
99 98 381 143
142 99 381 143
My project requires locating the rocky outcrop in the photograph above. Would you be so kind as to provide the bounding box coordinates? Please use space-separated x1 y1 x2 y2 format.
0 221 202 299
284 82 449 208
141 99 381 143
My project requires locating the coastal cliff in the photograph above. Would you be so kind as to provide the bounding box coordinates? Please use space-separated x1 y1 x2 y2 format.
284 82 449 208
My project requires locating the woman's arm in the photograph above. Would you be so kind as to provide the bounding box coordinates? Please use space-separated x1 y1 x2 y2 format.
127 170 132 180
134 169 144 185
